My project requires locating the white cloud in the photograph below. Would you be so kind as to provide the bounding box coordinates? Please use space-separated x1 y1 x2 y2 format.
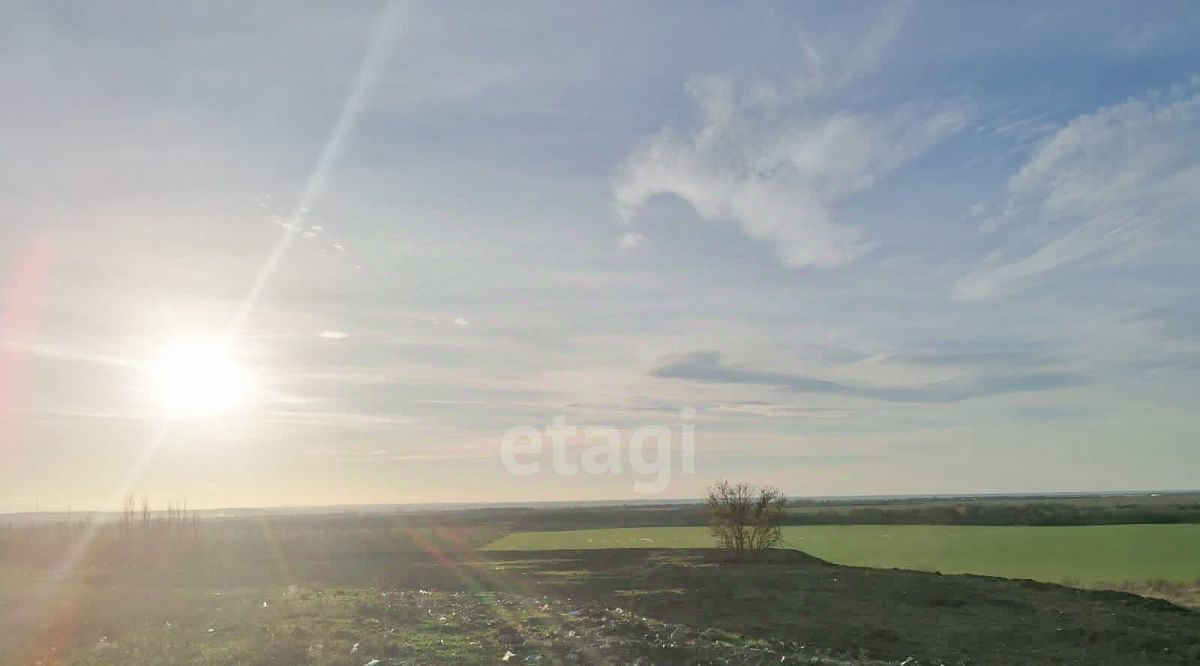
956 79 1200 301
617 232 644 250
317 330 349 339
836 0 913 86
614 79 965 268
453 317 470 327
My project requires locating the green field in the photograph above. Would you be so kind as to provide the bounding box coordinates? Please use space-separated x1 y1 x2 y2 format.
484 524 1200 585
784 492 1200 514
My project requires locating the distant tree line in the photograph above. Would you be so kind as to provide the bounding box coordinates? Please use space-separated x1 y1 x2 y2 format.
504 498 1200 531
788 502 1200 526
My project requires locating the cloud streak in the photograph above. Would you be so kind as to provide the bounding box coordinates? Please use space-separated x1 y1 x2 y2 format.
651 351 1088 404
957 78 1200 300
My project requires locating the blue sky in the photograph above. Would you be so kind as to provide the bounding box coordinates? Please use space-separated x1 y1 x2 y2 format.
2 1 1199 510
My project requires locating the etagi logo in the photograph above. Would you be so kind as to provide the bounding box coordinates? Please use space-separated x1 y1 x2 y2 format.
499 408 696 494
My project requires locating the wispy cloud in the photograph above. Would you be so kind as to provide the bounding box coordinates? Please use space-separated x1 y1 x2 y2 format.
651 351 1088 404
617 232 645 250
258 408 416 430
835 0 913 85
707 402 850 419
613 3 964 269
956 78 1200 301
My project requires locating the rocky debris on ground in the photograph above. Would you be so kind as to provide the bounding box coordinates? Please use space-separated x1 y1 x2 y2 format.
345 588 883 665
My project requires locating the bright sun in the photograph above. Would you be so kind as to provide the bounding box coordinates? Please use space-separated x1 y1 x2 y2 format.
148 339 248 418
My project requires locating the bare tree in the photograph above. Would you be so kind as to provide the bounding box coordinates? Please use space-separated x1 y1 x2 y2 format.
121 494 136 539
141 496 151 532
706 480 786 557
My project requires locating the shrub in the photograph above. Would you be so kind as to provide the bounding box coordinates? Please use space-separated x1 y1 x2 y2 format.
706 480 786 557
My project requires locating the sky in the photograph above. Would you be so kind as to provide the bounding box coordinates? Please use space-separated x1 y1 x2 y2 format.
2 1 1199 512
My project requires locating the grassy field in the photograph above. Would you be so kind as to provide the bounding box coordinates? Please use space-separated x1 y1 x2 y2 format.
784 492 1200 514
4 510 1200 664
484 524 1200 585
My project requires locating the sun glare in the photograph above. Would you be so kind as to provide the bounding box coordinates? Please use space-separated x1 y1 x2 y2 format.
148 339 248 418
